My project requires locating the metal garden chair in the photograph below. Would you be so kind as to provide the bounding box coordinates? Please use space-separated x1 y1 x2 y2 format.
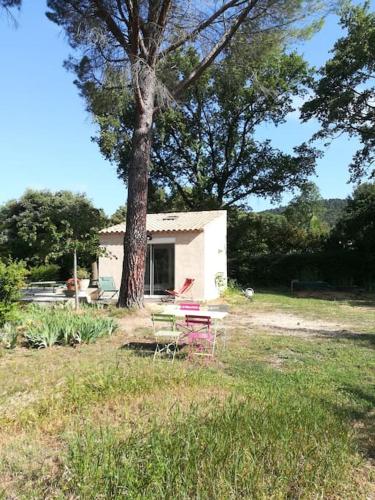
207 304 229 349
163 278 195 301
179 302 200 311
98 276 119 300
152 313 181 362
184 314 216 360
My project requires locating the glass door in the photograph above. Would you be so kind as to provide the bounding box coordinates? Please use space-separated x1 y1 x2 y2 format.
144 244 175 295
144 245 151 295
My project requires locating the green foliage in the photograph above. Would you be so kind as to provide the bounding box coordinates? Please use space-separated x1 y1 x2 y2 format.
322 198 348 227
231 250 375 289
228 184 330 281
0 260 27 326
328 182 375 253
23 307 117 349
73 34 320 210
76 267 90 280
0 322 19 349
108 205 127 225
283 182 329 245
28 264 61 282
0 190 108 274
302 2 375 179
262 198 348 228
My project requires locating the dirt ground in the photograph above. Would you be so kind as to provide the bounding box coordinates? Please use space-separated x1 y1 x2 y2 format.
115 300 362 341
230 311 350 336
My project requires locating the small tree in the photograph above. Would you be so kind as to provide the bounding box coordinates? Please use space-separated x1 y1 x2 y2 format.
0 190 108 275
283 182 329 249
0 260 27 326
328 182 375 253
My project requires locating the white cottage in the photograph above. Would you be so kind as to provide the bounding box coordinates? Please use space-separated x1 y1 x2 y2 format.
99 210 227 301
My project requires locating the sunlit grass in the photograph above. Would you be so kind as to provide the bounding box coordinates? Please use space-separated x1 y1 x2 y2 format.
0 292 374 498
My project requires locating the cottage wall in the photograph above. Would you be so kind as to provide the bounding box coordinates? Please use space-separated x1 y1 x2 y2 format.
203 212 227 300
99 230 206 300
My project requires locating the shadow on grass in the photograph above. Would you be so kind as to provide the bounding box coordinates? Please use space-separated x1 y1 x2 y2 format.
325 384 375 461
121 341 188 358
316 330 375 348
121 341 156 357
255 287 375 306
348 299 375 308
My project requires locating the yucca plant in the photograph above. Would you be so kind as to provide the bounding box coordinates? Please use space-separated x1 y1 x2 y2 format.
25 319 61 348
73 315 117 344
22 308 117 348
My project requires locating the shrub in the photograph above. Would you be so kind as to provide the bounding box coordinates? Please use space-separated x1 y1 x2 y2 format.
0 323 19 349
76 267 90 280
23 308 117 348
28 264 61 282
0 260 28 326
230 250 375 290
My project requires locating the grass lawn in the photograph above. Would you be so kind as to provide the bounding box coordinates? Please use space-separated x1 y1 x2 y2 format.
0 292 374 498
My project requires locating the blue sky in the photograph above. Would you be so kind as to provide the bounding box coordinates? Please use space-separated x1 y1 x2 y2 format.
0 1 373 215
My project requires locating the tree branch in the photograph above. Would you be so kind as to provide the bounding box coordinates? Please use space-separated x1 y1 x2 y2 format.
92 0 129 52
158 0 248 60
148 0 172 65
173 0 259 99
116 0 130 28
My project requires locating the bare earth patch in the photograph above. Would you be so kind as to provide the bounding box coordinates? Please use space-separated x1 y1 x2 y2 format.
227 310 354 338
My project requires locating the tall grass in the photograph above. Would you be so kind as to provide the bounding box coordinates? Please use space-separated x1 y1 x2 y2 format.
64 389 354 498
22 307 117 348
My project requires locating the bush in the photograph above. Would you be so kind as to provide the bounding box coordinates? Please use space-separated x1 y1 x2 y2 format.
230 250 375 290
0 260 28 326
0 323 19 349
23 307 117 348
28 264 61 282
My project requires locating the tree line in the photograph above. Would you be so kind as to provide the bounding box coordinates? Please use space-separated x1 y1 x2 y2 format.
1 180 374 289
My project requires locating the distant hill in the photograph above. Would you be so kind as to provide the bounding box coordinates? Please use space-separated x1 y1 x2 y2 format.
260 198 348 228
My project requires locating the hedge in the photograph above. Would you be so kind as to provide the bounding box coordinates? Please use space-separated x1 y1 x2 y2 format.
229 250 375 290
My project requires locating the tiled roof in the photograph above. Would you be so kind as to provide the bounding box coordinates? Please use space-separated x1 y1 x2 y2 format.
100 210 226 234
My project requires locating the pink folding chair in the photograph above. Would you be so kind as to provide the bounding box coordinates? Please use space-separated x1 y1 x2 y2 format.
163 278 195 301
184 314 216 360
179 302 200 311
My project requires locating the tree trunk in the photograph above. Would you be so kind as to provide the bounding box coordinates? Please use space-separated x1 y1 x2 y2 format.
118 72 155 308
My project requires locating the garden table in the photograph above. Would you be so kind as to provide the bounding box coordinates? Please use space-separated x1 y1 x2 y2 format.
161 305 228 343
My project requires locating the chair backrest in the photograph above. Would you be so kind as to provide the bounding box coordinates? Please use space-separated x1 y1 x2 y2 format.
185 314 211 328
99 276 117 291
151 313 175 328
178 278 195 294
179 302 200 311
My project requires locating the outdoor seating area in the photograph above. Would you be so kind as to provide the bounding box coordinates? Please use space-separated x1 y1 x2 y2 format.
21 281 98 306
20 275 120 306
19 277 228 362
151 301 228 361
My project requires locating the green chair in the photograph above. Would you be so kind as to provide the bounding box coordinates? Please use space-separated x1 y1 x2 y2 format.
98 276 119 300
152 313 180 361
